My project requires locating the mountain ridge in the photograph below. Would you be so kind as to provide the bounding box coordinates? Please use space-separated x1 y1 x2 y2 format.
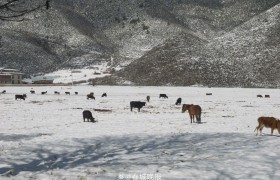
0 0 279 87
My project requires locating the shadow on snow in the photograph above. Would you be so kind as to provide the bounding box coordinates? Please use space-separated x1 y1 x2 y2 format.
1 133 280 179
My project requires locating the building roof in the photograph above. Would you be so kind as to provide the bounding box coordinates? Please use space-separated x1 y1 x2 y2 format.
0 74 12 76
0 68 24 75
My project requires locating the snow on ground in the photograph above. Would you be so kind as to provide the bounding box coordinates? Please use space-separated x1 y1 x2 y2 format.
0 86 280 179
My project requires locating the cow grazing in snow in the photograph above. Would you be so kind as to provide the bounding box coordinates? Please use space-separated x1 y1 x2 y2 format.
83 110 95 122
41 91 47 95
175 98 182 105
15 94 27 100
146 96 150 102
255 116 280 136
130 101 146 112
159 94 168 99
54 91 60 95
87 92 95 100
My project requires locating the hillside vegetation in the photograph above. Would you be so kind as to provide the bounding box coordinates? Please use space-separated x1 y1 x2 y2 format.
0 0 279 87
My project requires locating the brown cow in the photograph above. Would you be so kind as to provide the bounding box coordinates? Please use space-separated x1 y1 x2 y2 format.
255 116 280 136
182 104 202 123
87 92 95 100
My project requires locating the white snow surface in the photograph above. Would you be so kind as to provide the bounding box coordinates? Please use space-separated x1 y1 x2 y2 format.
44 69 110 84
0 86 280 179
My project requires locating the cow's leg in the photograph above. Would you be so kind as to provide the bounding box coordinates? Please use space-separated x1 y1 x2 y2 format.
255 126 259 136
255 123 261 135
271 128 274 135
189 113 192 123
259 125 264 135
198 114 201 123
138 108 140 112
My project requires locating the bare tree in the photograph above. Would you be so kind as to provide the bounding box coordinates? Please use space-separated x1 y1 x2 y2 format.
0 0 50 21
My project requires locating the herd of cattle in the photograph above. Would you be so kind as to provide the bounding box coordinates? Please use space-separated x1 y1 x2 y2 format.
2 89 201 124
1 88 277 136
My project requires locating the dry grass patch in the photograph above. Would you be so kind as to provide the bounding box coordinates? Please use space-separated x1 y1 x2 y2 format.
93 108 112 112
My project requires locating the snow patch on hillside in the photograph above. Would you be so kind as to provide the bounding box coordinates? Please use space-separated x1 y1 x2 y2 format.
25 63 112 84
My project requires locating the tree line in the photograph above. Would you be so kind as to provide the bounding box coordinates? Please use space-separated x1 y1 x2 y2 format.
0 0 50 21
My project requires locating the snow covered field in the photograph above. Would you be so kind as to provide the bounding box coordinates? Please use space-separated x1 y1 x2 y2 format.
1 85 280 179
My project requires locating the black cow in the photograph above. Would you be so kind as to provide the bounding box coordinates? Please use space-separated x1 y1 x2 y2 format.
54 91 60 94
265 95 270 98
146 96 150 102
206 93 212 96
15 94 27 100
1 90 6 94
75 92 78 95
83 110 95 122
30 90 35 94
159 94 168 99
130 101 146 112
257 94 263 98
101 93 107 97
65 92 70 95
175 98 182 105
41 91 47 95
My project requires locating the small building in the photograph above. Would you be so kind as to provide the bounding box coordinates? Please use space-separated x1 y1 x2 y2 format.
0 68 24 84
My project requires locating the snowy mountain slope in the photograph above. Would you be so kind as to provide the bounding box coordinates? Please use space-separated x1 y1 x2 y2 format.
0 0 279 86
102 2 280 87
